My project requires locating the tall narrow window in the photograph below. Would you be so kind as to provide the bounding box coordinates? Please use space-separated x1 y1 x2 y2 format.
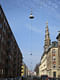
53 72 56 78
0 10 1 16
0 50 1 63
0 23 2 28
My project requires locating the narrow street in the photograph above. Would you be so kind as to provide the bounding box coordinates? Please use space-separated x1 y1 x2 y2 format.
0 0 60 80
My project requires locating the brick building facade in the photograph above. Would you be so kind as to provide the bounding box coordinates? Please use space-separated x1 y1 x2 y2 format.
0 5 22 78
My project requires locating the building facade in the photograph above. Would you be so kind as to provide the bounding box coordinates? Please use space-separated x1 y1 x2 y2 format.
0 5 22 78
39 22 51 77
47 41 59 78
39 53 47 76
34 63 40 76
21 63 28 77
39 22 60 78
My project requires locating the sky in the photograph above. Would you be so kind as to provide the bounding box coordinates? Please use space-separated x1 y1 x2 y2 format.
0 0 60 71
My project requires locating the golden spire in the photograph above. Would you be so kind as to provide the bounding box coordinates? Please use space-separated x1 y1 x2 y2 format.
44 21 51 51
46 21 48 26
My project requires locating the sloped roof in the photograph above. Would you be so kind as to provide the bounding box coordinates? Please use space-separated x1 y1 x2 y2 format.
56 33 60 39
41 41 58 60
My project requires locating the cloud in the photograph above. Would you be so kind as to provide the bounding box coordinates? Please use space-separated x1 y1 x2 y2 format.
49 5 60 19
31 0 59 9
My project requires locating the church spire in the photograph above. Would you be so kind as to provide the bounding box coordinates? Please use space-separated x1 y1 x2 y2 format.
44 21 51 51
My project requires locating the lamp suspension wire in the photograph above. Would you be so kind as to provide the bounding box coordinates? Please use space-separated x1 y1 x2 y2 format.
29 8 35 72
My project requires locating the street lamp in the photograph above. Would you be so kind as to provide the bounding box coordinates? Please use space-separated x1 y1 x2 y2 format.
29 9 35 19
29 13 34 19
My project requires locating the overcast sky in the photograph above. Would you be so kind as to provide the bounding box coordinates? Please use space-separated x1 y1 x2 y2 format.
0 0 60 71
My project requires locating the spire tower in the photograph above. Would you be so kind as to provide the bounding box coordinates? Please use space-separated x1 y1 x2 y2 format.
44 21 51 51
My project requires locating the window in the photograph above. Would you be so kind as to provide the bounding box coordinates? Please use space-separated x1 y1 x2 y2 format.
4 18 6 24
0 34 1 38
0 23 2 28
3 27 6 34
1 37 4 42
0 10 1 16
53 72 56 78
53 64 56 68
52 56 56 61
4 19 8 28
53 61 56 64
8 55 11 60
52 49 56 54
0 69 2 74
2 69 3 74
